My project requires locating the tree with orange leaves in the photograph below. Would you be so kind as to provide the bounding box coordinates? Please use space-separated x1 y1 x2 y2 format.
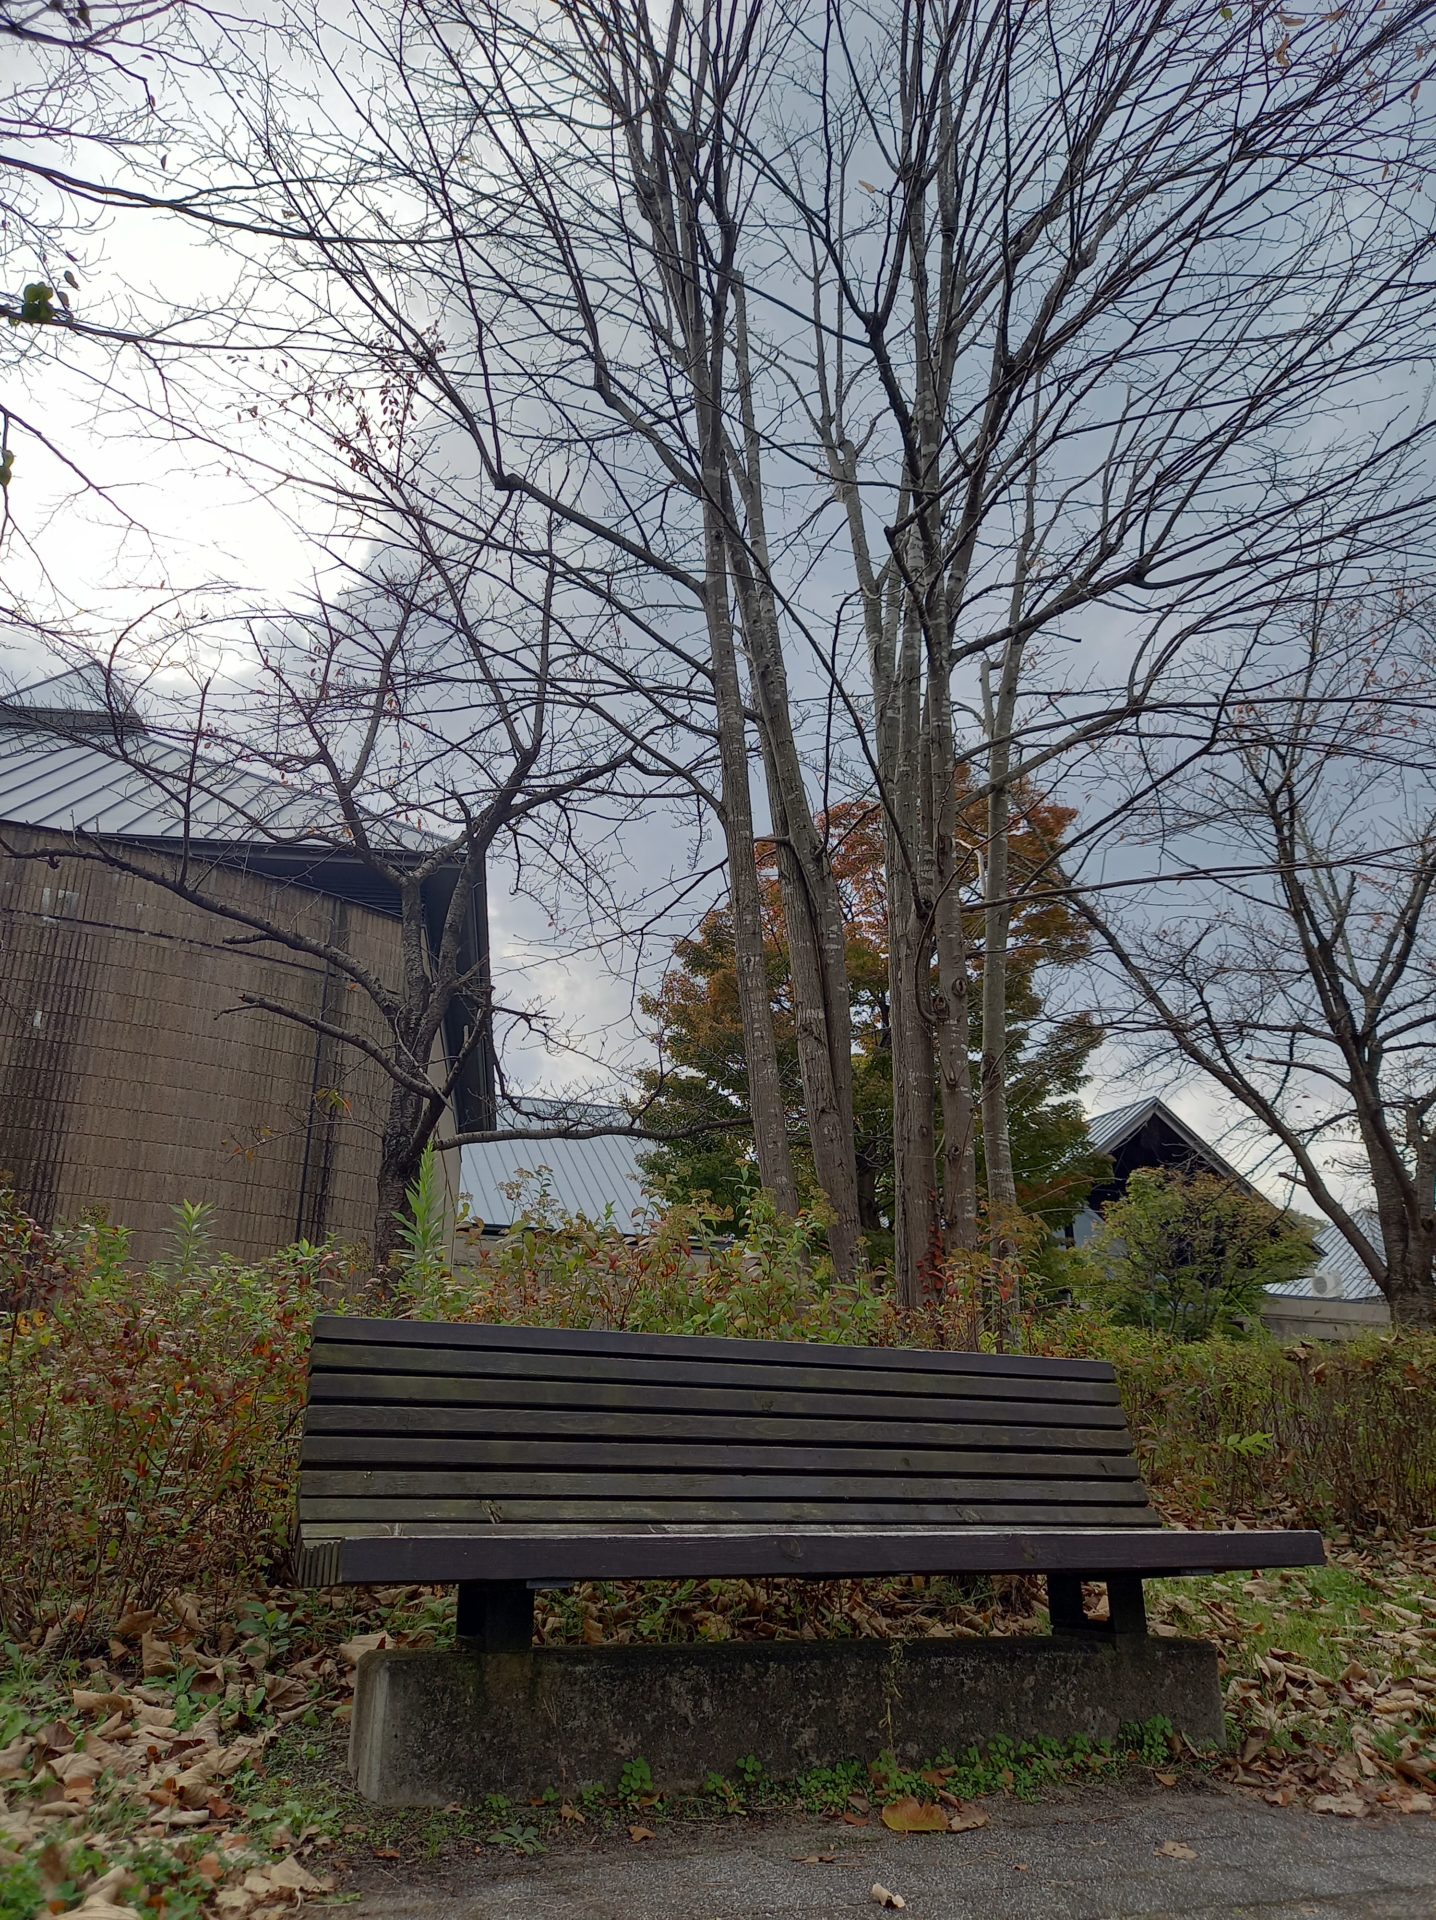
638 780 1106 1255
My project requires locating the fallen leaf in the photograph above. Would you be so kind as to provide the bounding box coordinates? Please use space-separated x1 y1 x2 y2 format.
371 1846 401 1860
793 1853 837 1864
1156 1840 1197 1860
881 1796 949 1833
141 1632 175 1678
628 1824 655 1844
337 1632 394 1667
947 1807 990 1833
841 1810 870 1826
871 1886 907 1911
1154 1771 1179 1788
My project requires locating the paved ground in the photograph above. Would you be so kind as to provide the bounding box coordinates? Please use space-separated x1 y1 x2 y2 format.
323 1787 1436 1919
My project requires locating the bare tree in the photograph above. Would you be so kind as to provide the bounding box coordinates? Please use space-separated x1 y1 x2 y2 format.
1075 588 1436 1325
69 0 1436 1309
1 536 667 1262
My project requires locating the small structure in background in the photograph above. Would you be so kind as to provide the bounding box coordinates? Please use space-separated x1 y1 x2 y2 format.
0 667 492 1261
1079 1095 1386 1340
1073 1096 1259 1245
456 1099 654 1241
1263 1215 1390 1340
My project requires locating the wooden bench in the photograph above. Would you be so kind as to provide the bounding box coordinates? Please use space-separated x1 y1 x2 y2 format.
296 1315 1324 1647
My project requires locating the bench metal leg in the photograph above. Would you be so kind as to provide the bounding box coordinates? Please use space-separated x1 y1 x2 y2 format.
1046 1572 1094 1635
1048 1573 1148 1638
1104 1573 1148 1638
456 1581 534 1651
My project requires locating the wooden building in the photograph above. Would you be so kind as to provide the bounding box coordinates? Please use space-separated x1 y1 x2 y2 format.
0 669 492 1262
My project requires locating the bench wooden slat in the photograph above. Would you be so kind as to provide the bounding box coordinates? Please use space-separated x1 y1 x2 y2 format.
305 1518 1154 1538
294 1318 1325 1596
312 1314 1116 1380
305 1382 1136 1443
300 1467 1155 1505
309 1340 1122 1406
325 1524 1326 1585
303 1382 1121 1428
301 1498 1160 1527
299 1436 1145 1478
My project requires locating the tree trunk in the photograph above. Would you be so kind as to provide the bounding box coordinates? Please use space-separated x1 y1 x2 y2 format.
373 1081 427 1272
1385 1263 1436 1326
726 294 861 1278
700 493 800 1217
927 656 980 1254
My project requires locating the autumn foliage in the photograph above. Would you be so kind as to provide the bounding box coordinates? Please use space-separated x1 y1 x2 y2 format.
639 784 1106 1239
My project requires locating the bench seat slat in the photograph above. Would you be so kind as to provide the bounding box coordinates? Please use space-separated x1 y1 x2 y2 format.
299 1437 1145 1478
300 1467 1156 1503
309 1382 1128 1443
309 1382 1128 1428
305 1518 1156 1538
320 1524 1326 1585
312 1315 1116 1381
310 1341 1122 1406
301 1498 1159 1527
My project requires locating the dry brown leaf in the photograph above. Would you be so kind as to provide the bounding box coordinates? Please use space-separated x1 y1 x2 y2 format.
627 1824 655 1844
113 1610 161 1641
880 1797 949 1833
1156 1840 1197 1860
72 1689 132 1717
1154 1771 1179 1788
947 1807 990 1833
336 1633 392 1667
260 1857 331 1893
140 1633 175 1678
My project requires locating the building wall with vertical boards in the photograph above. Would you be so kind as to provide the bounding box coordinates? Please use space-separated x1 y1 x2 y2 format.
0 825 404 1263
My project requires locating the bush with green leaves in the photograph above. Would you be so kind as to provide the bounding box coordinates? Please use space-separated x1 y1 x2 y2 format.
0 1191 360 1647
1074 1166 1317 1339
3 1180 1431 1653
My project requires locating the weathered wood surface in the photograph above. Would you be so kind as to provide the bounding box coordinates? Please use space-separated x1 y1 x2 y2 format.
295 1317 1326 1588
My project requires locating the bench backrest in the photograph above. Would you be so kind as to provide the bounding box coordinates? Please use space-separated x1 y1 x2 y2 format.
298 1316 1158 1547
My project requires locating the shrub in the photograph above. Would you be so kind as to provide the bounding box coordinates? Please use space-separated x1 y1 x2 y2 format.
1074 1167 1317 1338
0 1192 356 1647
2 1185 1430 1651
1035 1318 1436 1534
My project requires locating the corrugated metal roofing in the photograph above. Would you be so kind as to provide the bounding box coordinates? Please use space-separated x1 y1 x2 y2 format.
1265 1216 1384 1301
1085 1094 1260 1192
1086 1097 1161 1155
458 1102 655 1231
0 667 439 852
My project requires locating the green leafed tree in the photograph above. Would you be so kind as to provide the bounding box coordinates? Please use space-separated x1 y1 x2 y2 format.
1077 1167 1318 1340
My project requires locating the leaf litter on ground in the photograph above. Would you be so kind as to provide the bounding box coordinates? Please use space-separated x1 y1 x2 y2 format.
3 1536 1433 1913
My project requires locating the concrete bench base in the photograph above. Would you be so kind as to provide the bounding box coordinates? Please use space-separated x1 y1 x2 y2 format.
349 1635 1224 1806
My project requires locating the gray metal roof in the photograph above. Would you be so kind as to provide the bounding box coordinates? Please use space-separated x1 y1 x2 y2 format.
1265 1215 1384 1301
458 1102 656 1232
1086 1097 1163 1155
0 666 438 853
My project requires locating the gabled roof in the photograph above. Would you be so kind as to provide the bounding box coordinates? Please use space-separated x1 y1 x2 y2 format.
458 1101 656 1233
1084 1094 1261 1196
1266 1215 1384 1302
0 666 439 855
